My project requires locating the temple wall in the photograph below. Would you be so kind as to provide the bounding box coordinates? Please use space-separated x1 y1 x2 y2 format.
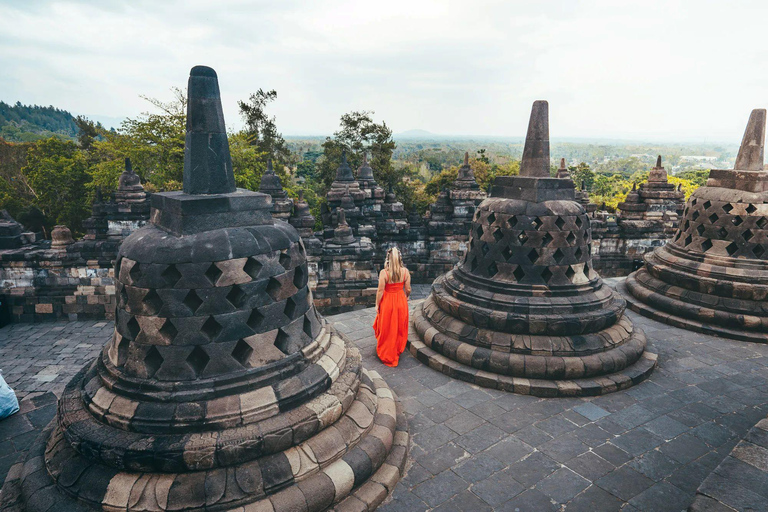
0 247 117 323
591 235 670 277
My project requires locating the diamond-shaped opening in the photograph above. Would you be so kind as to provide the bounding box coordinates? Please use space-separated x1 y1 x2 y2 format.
293 266 306 289
303 315 313 337
703 200 712 210
119 285 129 307
161 264 182 287
718 227 728 239
518 233 528 245
692 211 700 221
726 242 739 256
501 246 513 261
488 261 498 277
266 277 283 301
142 289 163 315
722 203 733 214
274 328 292 354
508 216 518 228
743 229 754 242
555 217 565 230
244 257 263 280
279 250 292 270
692 198 697 206
527 248 539 263
732 216 743 226
532 217 543 229
758 217 768 229
186 346 210 377
470 257 479 271
476 226 484 238
566 232 576 245
481 243 490 256
684 221 690 231
201 316 223 341
684 235 693 246
247 309 264 331
492 228 503 242
115 257 123 278
232 339 253 367
126 316 141 340
701 239 713 252
540 267 553 283
144 346 164 378
575 217 583 229
747 204 757 214
696 224 705 236
129 262 141 284
205 263 222 286
487 212 496 225
565 266 576 282
754 245 766 258
158 319 177 343
116 336 130 367
575 247 583 260
541 233 553 246
513 266 525 282
709 213 719 224
553 248 565 264
284 297 297 319
227 285 247 308
183 290 203 314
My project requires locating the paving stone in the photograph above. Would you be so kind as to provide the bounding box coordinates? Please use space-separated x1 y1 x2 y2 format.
536 467 591 503
506 451 561 487
470 468 525 507
564 484 625 512
496 489 558 512
629 481 692 512
485 437 533 466
414 424 459 451
566 451 616 481
643 415 690 440
444 410 485 435
417 442 469 475
412 470 467 508
536 414 579 437
453 454 505 483
512 425 554 447
455 424 506 454
611 428 665 457
659 433 711 464
596 466 654 501
573 403 610 422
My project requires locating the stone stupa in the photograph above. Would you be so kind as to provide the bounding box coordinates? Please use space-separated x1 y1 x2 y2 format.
623 109 768 343
408 101 657 396
0 65 407 512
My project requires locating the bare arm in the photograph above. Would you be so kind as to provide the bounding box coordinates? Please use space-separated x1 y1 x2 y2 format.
404 269 412 298
375 270 387 311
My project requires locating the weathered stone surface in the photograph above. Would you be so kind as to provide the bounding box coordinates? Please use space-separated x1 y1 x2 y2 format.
0 66 407 512
408 101 656 396
624 109 768 343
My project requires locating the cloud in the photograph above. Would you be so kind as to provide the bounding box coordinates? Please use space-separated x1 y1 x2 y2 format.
1 0 767 141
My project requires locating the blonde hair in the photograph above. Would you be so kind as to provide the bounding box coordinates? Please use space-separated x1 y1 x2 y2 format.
385 247 405 283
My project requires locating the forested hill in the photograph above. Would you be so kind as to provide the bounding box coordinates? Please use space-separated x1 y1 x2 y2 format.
0 101 78 142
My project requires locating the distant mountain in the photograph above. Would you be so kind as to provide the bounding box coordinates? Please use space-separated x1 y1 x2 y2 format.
0 101 78 142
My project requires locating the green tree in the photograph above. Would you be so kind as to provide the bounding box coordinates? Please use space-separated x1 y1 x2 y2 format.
22 137 90 234
317 111 397 189
238 89 290 167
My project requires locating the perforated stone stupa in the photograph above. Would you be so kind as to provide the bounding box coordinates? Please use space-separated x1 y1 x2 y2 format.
408 101 657 397
0 66 407 512
624 109 768 343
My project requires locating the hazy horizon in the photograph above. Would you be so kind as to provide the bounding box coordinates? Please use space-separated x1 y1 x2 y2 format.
2 0 767 145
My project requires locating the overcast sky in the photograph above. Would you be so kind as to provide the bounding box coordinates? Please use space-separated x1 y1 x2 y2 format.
1 0 766 142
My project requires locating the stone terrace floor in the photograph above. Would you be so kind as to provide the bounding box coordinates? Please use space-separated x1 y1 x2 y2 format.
1 281 768 511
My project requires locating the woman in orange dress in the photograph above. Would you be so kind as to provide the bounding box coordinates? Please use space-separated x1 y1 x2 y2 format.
373 247 411 367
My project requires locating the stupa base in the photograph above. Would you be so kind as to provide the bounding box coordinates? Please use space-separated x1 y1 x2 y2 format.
0 365 409 512
407 313 657 398
621 275 768 344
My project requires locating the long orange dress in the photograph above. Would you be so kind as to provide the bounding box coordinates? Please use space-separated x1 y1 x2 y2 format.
373 272 409 367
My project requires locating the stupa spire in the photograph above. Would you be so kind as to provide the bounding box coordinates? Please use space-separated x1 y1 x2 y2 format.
464 151 469 166
182 66 236 195
655 155 662 168
734 109 766 171
519 100 550 177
